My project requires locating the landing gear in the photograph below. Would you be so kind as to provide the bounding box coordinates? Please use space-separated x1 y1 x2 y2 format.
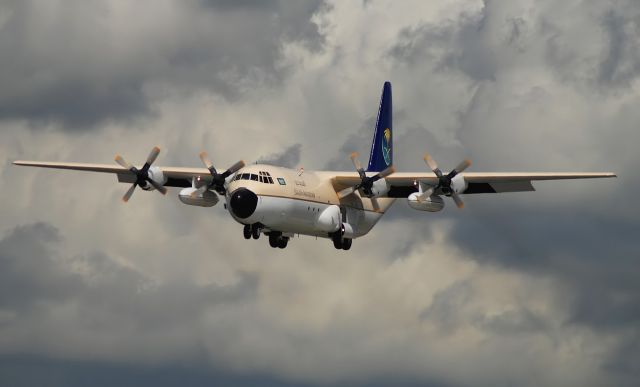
252 224 261 239
331 230 352 250
243 223 262 240
268 232 288 249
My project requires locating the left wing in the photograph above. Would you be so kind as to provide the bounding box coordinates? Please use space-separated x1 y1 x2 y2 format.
333 171 617 197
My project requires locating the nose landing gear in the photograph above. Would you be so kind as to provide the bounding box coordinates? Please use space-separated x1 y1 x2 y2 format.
243 223 263 240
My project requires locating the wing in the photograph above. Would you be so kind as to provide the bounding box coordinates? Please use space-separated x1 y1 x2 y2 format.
332 171 617 197
13 160 210 187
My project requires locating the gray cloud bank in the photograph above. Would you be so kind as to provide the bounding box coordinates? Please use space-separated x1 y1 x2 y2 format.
1 1 640 386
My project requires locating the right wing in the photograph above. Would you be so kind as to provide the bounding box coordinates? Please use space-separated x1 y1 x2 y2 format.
13 160 210 187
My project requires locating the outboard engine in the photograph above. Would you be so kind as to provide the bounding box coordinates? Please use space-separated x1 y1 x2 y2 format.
140 166 167 191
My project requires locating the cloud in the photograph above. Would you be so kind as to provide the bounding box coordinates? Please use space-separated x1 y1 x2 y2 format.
257 143 302 168
0 0 326 129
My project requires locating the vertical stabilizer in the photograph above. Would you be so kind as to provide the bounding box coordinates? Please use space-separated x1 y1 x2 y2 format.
367 82 392 172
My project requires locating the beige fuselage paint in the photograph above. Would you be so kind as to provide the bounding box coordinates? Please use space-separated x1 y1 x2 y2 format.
226 164 395 239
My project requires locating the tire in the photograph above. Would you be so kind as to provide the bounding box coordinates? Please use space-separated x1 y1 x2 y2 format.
332 236 343 249
278 237 288 249
243 224 251 239
252 225 260 239
342 238 352 250
269 233 279 248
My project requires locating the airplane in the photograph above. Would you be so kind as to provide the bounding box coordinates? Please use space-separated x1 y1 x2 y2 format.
13 82 616 250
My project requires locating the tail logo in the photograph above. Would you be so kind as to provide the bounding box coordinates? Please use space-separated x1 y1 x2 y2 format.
382 128 392 166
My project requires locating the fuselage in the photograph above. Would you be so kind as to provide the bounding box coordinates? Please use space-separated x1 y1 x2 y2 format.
225 164 394 239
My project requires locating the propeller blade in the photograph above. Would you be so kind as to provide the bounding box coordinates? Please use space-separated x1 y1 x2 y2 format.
122 183 137 202
451 159 472 175
350 152 364 172
146 146 161 165
221 160 245 178
199 151 217 174
190 185 206 198
417 187 434 202
371 197 381 212
146 178 167 195
423 152 438 172
115 154 134 171
337 187 356 199
451 192 465 209
378 165 396 179
350 152 366 180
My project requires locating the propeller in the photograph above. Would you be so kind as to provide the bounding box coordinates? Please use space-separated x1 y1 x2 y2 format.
193 151 245 197
422 152 471 209
115 146 167 202
338 152 395 206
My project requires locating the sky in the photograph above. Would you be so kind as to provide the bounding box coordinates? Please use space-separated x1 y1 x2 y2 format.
0 0 639 386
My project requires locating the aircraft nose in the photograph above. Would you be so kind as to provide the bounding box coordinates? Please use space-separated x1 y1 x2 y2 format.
229 188 258 219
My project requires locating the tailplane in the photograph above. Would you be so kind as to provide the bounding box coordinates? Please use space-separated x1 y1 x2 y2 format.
367 81 393 172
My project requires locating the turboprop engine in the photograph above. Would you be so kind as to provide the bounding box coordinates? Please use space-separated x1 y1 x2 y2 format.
407 192 444 212
140 166 166 191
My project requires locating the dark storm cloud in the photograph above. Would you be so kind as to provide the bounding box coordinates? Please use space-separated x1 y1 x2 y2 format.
257 143 302 168
0 0 325 129
0 222 259 358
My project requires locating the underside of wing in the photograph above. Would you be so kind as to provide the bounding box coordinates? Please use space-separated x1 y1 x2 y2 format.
13 160 209 188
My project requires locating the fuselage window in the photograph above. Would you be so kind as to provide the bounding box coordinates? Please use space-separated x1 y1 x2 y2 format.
277 177 286 185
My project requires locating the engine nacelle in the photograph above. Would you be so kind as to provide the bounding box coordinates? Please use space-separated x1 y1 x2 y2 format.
450 174 467 194
367 178 389 198
179 187 219 207
316 205 341 232
407 193 445 212
140 166 167 191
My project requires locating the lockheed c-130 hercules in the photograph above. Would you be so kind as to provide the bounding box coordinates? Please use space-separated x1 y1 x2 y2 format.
14 82 616 250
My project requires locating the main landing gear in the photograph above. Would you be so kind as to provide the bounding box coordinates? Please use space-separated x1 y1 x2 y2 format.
330 231 352 250
268 232 289 249
243 224 289 249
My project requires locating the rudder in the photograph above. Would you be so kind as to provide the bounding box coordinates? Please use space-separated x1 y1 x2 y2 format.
367 81 392 172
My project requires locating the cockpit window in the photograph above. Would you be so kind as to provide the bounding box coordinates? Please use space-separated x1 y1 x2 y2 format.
250 174 258 181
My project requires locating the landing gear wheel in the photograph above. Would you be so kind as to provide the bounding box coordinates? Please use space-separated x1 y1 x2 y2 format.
243 224 251 240
277 237 288 249
332 233 343 249
252 224 261 239
342 238 352 250
269 233 280 248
